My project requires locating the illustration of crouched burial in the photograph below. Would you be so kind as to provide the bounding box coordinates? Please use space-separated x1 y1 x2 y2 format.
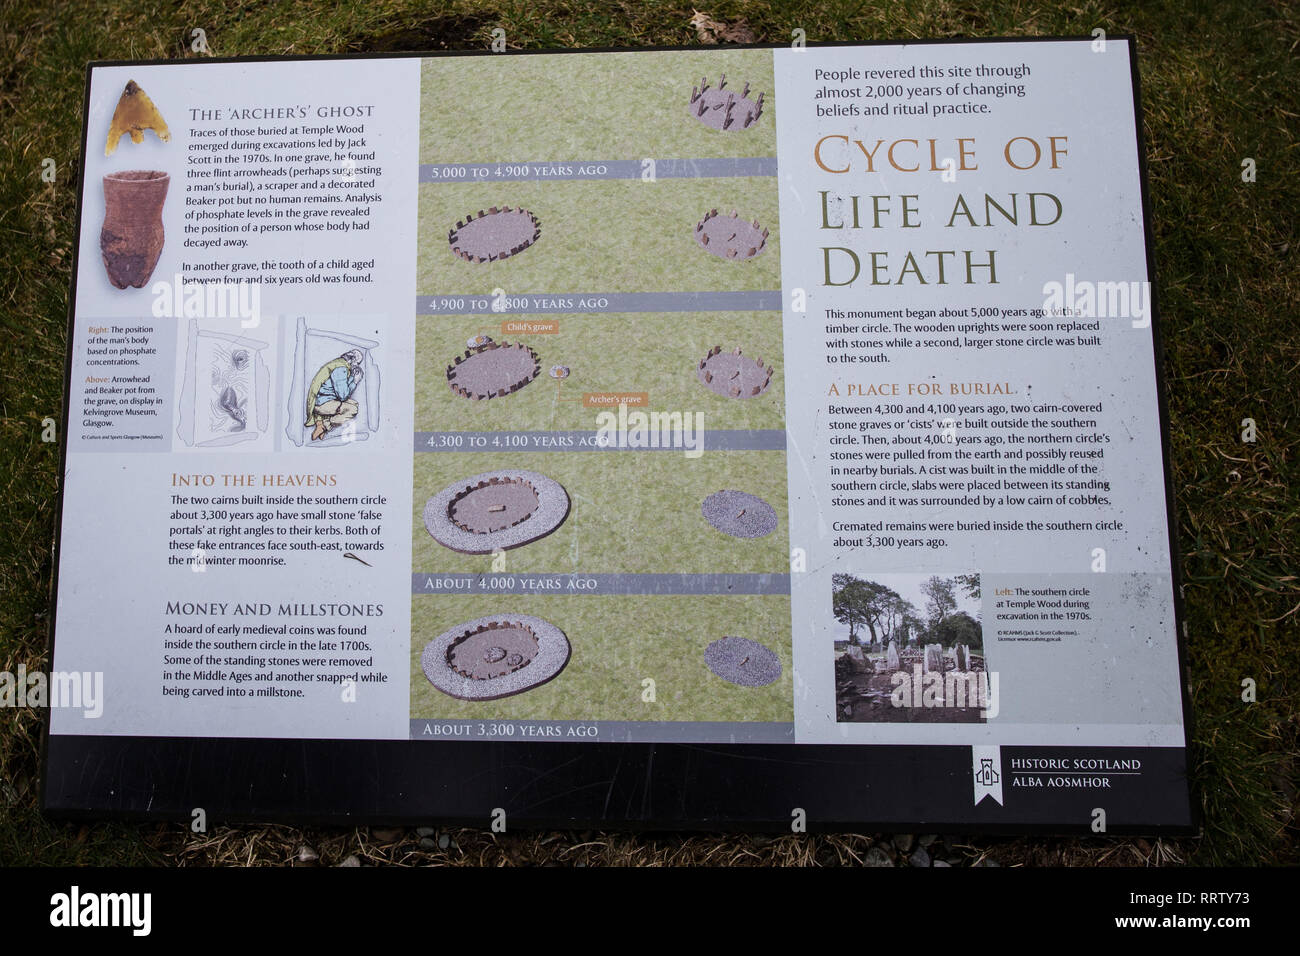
305 349 365 441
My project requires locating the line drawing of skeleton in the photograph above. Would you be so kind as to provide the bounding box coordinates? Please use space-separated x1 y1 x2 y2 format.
208 342 250 432
175 320 269 448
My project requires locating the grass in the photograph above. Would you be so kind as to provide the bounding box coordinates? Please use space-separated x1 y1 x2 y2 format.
415 311 786 431
417 176 781 294
1 0 1296 866
410 592 793 722
413 449 791 574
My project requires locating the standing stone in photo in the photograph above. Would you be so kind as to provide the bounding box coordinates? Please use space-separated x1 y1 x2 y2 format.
886 640 900 669
924 643 943 673
954 644 969 671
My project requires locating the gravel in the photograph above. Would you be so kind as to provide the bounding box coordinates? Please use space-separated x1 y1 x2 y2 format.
424 469 570 554
697 347 774 399
421 613 571 700
694 209 769 260
701 489 778 538
689 76 764 132
704 635 782 687
448 206 540 262
447 342 540 400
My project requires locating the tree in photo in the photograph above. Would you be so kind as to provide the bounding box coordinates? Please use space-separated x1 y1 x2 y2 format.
921 575 958 632
833 574 921 647
832 573 870 645
900 609 925 645
934 610 982 650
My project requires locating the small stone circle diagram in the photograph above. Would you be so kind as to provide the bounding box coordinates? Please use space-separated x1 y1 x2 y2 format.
694 208 769 260
447 206 541 263
697 345 774 399
688 74 765 132
702 489 778 539
704 636 782 687
421 614 571 700
447 340 541 400
424 469 570 554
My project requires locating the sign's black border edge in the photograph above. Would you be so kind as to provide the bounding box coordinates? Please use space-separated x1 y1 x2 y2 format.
38 53 97 827
1122 33 1201 838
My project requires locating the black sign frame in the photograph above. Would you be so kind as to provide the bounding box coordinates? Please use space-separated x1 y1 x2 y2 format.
42 36 1197 835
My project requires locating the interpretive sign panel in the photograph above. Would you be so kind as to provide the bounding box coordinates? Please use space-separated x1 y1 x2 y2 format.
44 37 1193 832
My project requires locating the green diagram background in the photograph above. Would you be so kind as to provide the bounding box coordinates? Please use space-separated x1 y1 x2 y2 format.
415 311 786 433
417 178 780 295
420 48 776 163
412 47 787 729
412 449 790 576
410 592 793 723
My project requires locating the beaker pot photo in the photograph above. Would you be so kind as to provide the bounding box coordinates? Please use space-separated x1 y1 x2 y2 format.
100 170 169 289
